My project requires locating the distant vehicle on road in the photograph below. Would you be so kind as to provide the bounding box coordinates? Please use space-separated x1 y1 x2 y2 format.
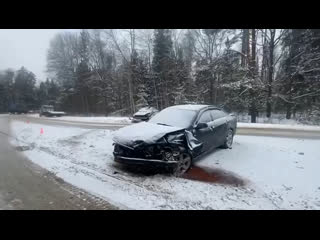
8 103 28 114
131 107 159 123
39 105 66 117
113 104 237 176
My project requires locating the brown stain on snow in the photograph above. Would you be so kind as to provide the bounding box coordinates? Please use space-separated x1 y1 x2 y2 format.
183 166 246 186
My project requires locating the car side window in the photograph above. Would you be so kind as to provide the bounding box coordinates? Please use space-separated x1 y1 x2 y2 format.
198 111 213 123
211 110 227 120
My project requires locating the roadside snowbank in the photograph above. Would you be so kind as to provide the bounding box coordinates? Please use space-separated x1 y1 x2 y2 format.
9 120 320 209
238 122 320 131
25 113 320 131
26 114 131 124
236 113 320 126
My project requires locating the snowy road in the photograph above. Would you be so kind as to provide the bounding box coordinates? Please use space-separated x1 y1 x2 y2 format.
9 114 128 130
8 116 320 210
10 114 320 139
0 115 117 210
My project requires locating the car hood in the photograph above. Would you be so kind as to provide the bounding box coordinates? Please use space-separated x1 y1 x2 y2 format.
133 107 158 116
113 122 183 147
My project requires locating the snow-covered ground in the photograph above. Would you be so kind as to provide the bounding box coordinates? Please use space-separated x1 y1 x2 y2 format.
26 114 131 124
25 113 320 132
9 120 320 209
237 122 320 131
25 112 320 130
237 112 320 126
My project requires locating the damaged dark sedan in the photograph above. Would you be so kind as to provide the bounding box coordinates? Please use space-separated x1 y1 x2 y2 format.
113 105 237 176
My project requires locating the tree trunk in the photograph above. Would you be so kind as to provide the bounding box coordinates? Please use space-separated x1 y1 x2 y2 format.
261 29 267 81
293 106 296 118
210 74 214 104
251 29 256 72
129 29 136 114
214 74 219 104
153 76 159 109
286 104 292 119
266 30 275 118
266 98 272 118
241 29 250 67
128 74 134 114
250 29 257 123
251 109 257 123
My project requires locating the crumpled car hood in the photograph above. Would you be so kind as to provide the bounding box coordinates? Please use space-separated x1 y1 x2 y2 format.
113 122 183 147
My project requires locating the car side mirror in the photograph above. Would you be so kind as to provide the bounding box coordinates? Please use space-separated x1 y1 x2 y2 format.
195 122 208 129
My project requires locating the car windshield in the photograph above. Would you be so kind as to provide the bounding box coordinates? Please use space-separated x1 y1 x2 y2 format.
43 106 54 111
148 108 197 128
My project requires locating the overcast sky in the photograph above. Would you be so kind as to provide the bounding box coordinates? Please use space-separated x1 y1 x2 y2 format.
0 29 79 82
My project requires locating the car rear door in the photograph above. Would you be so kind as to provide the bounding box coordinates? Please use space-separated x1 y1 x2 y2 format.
193 110 214 153
210 109 228 147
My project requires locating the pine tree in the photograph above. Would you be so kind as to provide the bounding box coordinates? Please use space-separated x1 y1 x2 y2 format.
279 29 320 119
75 30 92 113
14 67 37 110
0 69 14 112
173 47 188 105
152 29 175 109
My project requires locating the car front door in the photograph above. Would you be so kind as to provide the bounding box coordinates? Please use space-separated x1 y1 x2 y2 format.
193 110 214 153
210 110 228 147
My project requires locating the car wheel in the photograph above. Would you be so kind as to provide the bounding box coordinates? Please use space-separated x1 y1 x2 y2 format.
173 152 192 177
222 129 233 149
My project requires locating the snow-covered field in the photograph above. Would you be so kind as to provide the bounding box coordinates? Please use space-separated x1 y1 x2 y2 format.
237 122 320 131
237 113 320 126
25 113 320 132
26 114 131 124
10 120 320 209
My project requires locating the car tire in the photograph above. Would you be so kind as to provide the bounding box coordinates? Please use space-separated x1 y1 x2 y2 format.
222 129 233 149
173 152 192 177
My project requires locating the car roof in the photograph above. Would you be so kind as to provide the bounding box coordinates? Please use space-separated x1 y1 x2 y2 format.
139 106 157 110
168 104 216 111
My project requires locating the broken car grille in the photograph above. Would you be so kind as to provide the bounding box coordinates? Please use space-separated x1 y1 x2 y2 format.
114 144 163 160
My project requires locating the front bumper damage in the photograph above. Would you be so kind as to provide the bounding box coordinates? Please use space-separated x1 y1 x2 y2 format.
113 130 203 167
114 156 178 167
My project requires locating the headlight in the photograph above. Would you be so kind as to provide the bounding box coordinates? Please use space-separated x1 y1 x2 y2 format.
166 133 185 144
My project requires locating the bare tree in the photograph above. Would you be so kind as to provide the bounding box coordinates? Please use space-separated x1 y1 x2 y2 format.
105 29 136 114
